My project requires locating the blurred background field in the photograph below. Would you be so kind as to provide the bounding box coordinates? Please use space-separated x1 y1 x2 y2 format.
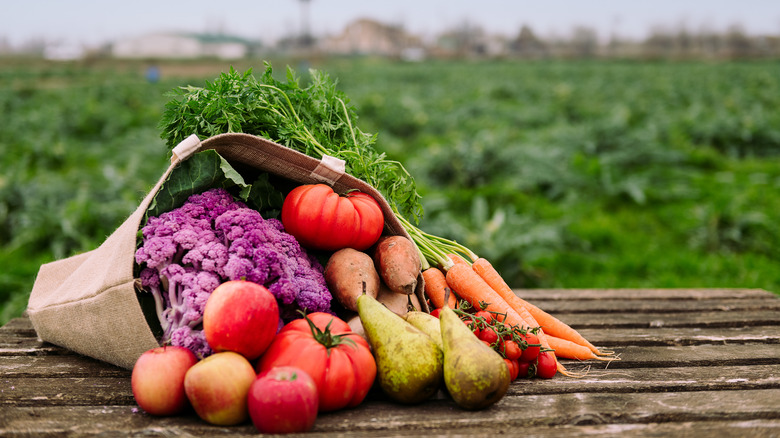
2 55 779 324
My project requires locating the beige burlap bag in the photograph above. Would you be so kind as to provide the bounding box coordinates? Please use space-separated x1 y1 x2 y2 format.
27 133 425 369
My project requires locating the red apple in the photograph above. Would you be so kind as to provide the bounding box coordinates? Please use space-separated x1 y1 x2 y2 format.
248 366 319 434
203 280 279 360
131 345 198 416
183 351 256 426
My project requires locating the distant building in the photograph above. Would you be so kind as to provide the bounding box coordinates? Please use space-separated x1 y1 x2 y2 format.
43 41 87 60
111 32 255 59
319 18 425 58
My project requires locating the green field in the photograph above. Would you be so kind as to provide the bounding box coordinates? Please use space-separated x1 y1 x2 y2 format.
2 58 779 324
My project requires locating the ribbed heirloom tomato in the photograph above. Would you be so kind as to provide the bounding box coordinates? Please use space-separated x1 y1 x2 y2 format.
281 184 384 251
255 312 377 412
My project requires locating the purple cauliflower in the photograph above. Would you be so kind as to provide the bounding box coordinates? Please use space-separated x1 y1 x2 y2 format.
135 187 332 358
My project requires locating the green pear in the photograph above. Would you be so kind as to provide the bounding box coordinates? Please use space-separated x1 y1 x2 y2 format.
357 294 443 404
439 305 510 410
404 311 444 351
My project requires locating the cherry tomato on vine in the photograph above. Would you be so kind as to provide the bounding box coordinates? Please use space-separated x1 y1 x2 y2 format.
535 351 557 379
478 326 499 345
501 339 523 361
519 333 541 363
474 310 493 323
516 360 531 378
462 318 481 338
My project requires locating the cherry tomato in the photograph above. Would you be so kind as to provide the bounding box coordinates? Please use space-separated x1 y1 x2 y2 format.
474 310 493 323
429 308 442 318
478 326 499 345
516 360 531 378
535 351 557 379
501 339 523 361
504 358 519 381
519 333 541 363
462 318 481 338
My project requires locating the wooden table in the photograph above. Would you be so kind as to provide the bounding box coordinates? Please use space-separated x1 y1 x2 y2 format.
2 288 779 436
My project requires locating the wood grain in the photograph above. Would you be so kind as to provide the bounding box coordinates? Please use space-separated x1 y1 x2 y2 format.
1 288 778 436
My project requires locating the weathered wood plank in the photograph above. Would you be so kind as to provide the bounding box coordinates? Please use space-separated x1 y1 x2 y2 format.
0 336 69 357
1 416 779 438
4 363 778 408
585 344 780 368
528 298 780 314
507 364 780 395
0 377 134 407
550 310 780 329
2 289 779 437
2 389 778 435
0 355 129 378
576 325 780 346
0 317 35 334
517 288 778 301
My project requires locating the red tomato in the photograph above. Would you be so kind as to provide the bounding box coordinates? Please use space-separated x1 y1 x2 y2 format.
504 358 519 381
256 312 376 412
478 326 499 345
516 360 531 378
535 351 557 379
474 310 493 323
429 308 442 318
462 318 481 338
519 333 541 363
281 184 384 251
501 339 523 361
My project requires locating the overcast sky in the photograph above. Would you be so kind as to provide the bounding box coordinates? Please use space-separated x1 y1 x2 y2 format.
3 1 779 47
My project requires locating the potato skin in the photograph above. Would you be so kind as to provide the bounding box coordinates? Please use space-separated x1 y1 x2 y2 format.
373 236 421 295
324 248 380 312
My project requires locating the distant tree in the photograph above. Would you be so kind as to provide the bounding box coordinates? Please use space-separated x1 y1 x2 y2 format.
436 20 486 57
570 26 599 58
509 25 547 58
724 24 752 58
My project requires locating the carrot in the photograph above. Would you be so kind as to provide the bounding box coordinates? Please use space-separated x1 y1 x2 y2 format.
444 262 534 333
546 336 619 362
472 258 614 357
446 253 470 267
422 267 457 309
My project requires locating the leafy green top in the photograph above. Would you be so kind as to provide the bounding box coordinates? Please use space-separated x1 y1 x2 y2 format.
158 63 422 224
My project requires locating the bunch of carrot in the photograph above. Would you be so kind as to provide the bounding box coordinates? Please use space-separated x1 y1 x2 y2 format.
422 255 618 377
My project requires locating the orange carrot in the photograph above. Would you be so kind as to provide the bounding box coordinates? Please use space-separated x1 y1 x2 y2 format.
466 259 576 376
422 267 457 309
472 257 614 357
445 262 533 332
546 336 619 362
446 253 470 267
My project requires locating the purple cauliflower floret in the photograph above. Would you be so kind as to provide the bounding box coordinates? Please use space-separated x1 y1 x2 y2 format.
135 187 333 358
169 325 211 359
215 207 332 319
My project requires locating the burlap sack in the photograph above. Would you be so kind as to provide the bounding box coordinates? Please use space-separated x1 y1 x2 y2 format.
27 133 426 370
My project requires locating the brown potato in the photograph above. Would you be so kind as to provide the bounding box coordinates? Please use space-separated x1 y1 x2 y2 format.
324 248 380 312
